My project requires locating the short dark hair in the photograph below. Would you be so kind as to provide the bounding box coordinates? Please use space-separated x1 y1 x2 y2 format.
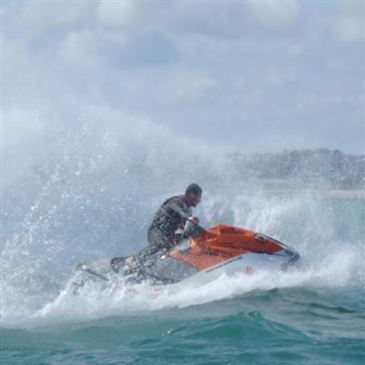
185 183 202 196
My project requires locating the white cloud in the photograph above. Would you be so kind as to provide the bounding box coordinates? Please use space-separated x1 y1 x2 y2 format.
163 2 247 38
331 2 365 42
17 1 90 30
97 0 137 28
95 1 301 39
156 1 301 38
59 30 96 67
246 0 300 28
58 28 128 68
168 71 218 102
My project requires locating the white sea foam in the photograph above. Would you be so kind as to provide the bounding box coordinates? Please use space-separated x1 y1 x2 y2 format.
26 242 363 325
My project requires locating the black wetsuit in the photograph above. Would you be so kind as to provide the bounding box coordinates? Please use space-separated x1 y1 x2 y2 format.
136 195 192 262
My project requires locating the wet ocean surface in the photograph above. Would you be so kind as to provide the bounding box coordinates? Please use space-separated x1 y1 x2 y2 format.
2 288 365 365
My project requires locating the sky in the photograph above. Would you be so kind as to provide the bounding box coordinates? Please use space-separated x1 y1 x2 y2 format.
3 0 365 155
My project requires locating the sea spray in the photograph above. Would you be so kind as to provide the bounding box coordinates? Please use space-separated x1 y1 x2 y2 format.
2 119 364 325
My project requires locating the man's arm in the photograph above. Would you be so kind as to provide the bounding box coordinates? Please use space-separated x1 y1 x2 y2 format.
168 199 199 225
164 198 190 220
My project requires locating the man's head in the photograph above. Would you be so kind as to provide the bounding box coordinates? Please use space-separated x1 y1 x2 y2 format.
184 183 202 207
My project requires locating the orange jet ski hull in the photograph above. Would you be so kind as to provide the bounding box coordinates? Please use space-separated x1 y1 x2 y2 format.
170 224 292 271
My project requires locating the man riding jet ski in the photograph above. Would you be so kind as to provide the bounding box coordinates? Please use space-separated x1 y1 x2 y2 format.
74 184 299 288
111 183 203 273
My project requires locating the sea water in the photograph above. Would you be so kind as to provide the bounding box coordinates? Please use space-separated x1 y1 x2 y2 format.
1 125 364 364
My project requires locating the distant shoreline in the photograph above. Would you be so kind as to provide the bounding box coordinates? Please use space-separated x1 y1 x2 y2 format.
320 190 365 198
250 187 365 198
230 149 365 193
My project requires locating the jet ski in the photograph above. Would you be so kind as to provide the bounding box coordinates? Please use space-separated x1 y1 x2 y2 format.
72 224 299 292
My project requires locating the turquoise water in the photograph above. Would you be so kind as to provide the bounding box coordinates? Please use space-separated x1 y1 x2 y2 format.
2 289 364 365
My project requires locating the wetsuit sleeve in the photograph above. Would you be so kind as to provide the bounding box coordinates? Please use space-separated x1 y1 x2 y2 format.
164 198 190 220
